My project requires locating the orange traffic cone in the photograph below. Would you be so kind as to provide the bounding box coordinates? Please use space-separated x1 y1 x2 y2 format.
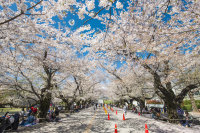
115 124 118 133
108 113 110 120
116 110 117 115
123 113 125 120
145 124 149 133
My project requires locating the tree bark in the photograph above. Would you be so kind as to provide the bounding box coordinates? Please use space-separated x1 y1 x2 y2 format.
138 99 145 113
188 91 199 112
165 100 180 123
38 92 51 119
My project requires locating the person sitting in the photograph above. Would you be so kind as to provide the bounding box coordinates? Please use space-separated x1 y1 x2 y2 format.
27 114 35 123
20 112 36 126
177 107 184 125
20 108 25 125
32 107 37 116
46 112 51 122
142 108 148 114
55 107 60 117
151 108 158 119
183 111 190 127
155 108 161 119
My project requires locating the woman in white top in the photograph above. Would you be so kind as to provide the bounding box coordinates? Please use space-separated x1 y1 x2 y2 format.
123 105 127 115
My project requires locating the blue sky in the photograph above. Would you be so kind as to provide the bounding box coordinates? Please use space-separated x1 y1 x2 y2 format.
50 0 131 31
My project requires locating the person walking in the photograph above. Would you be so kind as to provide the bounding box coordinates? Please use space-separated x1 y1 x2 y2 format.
93 104 96 112
95 103 98 109
123 105 127 116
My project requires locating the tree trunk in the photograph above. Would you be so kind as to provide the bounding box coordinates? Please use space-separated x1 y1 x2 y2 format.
38 92 52 120
139 99 145 113
165 100 179 123
188 91 199 112
64 101 71 111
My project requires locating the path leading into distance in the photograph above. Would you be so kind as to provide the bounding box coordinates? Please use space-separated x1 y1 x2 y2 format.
10 107 200 133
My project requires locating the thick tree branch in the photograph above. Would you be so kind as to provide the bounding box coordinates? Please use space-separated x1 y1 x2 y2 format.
176 84 198 103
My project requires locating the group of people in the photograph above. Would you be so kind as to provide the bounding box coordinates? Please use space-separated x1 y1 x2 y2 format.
20 107 37 126
177 108 191 127
150 107 191 127
124 104 191 127
19 106 60 126
70 104 88 113
47 107 60 122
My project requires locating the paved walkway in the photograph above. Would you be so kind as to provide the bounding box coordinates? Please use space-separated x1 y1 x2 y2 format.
9 107 200 133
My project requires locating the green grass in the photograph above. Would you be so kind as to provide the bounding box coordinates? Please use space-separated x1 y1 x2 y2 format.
104 100 113 104
0 108 21 116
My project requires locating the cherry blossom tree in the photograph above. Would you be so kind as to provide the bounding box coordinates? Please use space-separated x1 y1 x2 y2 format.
55 58 103 110
86 0 200 121
0 0 94 119
99 61 155 111
177 66 200 112
0 18 79 119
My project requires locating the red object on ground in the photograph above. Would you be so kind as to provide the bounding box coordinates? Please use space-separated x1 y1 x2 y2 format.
116 110 117 115
145 124 149 133
115 124 118 133
138 112 140 116
108 113 110 120
123 113 125 120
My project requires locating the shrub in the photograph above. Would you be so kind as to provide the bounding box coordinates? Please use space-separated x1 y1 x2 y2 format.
197 104 200 109
182 100 200 109
182 105 192 111
183 100 191 105
195 100 200 106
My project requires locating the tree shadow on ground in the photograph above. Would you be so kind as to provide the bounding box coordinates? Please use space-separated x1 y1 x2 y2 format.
5 122 48 132
55 123 88 133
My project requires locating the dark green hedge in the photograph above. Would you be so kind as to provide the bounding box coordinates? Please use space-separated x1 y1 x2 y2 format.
181 100 200 111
